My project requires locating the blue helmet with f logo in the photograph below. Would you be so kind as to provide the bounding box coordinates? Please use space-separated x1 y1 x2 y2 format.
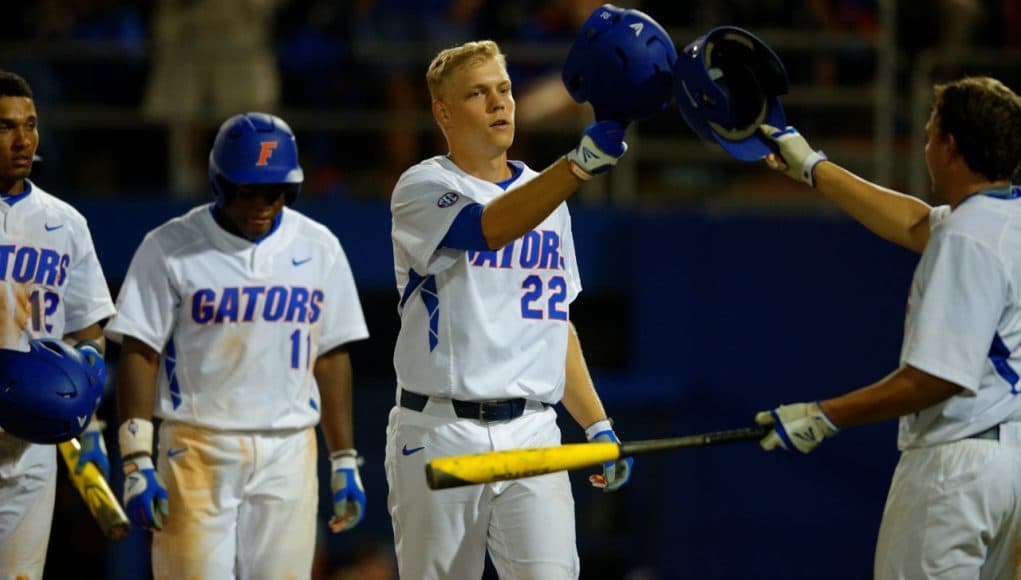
208 113 304 206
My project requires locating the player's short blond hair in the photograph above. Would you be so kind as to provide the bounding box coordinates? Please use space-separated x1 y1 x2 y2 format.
426 40 507 101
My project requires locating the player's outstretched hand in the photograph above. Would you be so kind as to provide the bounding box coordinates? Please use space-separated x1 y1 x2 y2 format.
586 419 633 492
565 121 628 181
74 340 107 388
122 455 169 531
329 451 366 533
754 402 839 454
76 417 110 479
759 124 828 187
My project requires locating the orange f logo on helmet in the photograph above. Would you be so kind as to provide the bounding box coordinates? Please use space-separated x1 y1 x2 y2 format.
256 141 278 166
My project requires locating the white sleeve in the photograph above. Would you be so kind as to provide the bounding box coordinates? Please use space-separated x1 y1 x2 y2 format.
391 172 477 275
561 209 582 302
929 205 952 231
104 234 179 350
62 225 116 332
901 231 1007 392
317 242 369 353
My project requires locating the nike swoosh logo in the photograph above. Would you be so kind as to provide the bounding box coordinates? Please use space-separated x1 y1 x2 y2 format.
167 447 187 458
292 257 312 266
402 444 425 456
44 223 63 231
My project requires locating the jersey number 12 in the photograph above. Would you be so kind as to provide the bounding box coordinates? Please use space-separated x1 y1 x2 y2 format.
29 290 59 333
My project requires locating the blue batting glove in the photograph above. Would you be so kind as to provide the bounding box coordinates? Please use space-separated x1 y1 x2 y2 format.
122 455 169 531
329 451 366 533
565 121 628 180
76 419 109 480
586 419 633 492
74 340 107 388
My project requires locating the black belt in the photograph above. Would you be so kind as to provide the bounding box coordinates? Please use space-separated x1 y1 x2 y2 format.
400 390 547 422
966 425 1000 440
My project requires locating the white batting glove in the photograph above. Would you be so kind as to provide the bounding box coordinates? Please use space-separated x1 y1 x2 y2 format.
585 419 633 492
123 455 169 531
755 402 839 454
565 121 628 181
329 450 366 533
759 124 828 187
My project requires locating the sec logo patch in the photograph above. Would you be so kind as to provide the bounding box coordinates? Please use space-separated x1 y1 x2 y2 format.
437 192 460 208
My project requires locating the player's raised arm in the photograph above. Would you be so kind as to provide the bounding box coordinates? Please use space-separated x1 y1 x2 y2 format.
478 121 626 249
760 124 933 254
673 26 934 254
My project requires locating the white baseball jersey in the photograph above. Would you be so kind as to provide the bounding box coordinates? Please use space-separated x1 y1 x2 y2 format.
0 179 115 580
898 186 1021 448
391 156 581 403
105 204 368 431
0 179 115 350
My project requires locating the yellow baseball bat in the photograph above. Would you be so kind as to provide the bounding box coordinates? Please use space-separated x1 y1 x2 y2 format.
425 426 769 490
58 439 131 540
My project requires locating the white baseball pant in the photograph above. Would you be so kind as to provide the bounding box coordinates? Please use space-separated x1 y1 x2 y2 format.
874 422 1021 579
153 422 318 580
0 440 55 580
385 398 580 580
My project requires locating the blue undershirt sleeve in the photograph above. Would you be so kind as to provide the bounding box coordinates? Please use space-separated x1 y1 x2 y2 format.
439 203 490 251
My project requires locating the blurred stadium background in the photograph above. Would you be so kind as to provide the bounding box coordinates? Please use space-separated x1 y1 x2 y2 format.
8 0 1021 578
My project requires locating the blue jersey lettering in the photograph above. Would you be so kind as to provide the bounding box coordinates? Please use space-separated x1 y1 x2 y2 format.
192 285 323 324
309 290 324 323
538 231 561 269
215 287 240 323
35 249 61 285
468 230 563 273
263 287 287 321
241 286 266 321
519 231 541 269
192 289 216 323
285 287 310 322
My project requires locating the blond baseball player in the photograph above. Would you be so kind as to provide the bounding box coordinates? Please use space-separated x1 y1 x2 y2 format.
755 77 1021 578
0 70 115 579
385 40 634 580
107 113 369 579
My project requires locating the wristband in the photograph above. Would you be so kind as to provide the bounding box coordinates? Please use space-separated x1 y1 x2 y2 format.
330 448 364 467
803 151 828 187
119 418 154 459
585 418 614 441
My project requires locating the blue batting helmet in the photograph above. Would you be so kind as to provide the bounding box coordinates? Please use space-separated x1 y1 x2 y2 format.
562 4 677 123
674 26 789 161
0 338 104 444
209 113 304 206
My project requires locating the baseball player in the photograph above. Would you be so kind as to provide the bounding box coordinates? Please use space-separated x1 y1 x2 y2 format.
386 40 633 580
754 76 1021 578
106 113 369 579
0 70 115 579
